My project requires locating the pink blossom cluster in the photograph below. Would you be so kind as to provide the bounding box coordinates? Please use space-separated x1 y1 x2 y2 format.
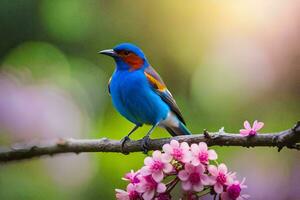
116 140 248 200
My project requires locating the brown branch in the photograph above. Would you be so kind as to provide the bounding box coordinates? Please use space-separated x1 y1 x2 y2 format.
0 122 299 163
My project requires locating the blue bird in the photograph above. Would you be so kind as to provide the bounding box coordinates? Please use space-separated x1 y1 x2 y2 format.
99 43 191 153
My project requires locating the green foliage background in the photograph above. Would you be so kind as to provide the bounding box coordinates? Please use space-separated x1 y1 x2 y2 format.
0 1 299 199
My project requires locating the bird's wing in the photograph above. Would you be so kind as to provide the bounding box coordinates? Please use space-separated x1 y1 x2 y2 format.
108 77 111 95
144 66 186 125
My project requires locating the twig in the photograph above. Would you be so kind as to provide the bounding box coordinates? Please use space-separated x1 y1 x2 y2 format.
166 177 179 193
0 122 299 163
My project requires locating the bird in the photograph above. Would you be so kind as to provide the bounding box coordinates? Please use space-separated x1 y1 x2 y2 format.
98 43 191 153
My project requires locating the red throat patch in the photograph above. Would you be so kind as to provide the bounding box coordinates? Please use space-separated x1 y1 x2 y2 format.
123 54 144 71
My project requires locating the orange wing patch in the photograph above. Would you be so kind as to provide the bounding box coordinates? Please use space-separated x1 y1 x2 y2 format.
144 72 166 92
144 66 186 124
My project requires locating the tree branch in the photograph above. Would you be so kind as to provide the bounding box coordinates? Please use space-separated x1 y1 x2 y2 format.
0 122 299 163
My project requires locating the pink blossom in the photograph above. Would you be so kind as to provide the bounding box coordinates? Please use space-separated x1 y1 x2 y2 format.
162 140 191 163
208 163 234 194
116 183 140 200
136 175 166 200
116 140 248 199
178 163 210 192
122 170 140 184
141 151 173 182
190 142 217 166
240 120 264 136
221 178 249 200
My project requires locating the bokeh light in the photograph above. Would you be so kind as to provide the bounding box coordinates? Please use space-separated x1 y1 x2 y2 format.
0 1 299 199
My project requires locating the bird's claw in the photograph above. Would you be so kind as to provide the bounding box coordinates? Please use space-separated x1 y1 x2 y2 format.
141 136 151 154
120 136 131 155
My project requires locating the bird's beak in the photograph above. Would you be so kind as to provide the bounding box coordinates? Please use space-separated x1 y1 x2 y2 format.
98 49 118 57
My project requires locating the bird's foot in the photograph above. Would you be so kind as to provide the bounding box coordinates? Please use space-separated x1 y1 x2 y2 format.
120 136 131 155
141 136 151 154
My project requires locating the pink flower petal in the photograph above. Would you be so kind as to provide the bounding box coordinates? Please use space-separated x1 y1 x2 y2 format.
161 153 172 163
191 158 200 166
170 140 179 148
243 121 251 130
115 189 128 200
142 190 155 200
196 164 205 174
214 183 224 194
178 170 189 181
152 150 162 160
191 143 200 154
199 142 208 151
144 157 153 166
136 183 145 193
115 189 125 193
241 177 246 186
229 172 236 179
157 183 166 193
253 120 258 129
241 194 251 199
218 163 228 174
201 174 210 185
184 163 195 173
226 174 235 185
180 142 190 151
162 144 172 154
193 182 204 192
240 129 250 136
254 121 264 131
208 149 218 160
182 151 192 163
140 166 151 176
163 163 173 173
182 181 192 191
126 183 135 192
152 171 164 182
115 189 126 194
208 165 218 176
209 176 217 185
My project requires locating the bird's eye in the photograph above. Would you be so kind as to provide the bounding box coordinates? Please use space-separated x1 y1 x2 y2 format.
123 50 130 56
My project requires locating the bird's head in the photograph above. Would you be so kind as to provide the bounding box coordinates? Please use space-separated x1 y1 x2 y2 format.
99 43 149 71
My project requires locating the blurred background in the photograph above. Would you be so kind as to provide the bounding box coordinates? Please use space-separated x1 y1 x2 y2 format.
0 0 299 199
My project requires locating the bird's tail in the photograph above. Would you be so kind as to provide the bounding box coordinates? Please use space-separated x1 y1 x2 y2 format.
166 121 192 136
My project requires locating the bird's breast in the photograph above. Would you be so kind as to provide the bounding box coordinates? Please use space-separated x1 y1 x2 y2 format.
110 70 169 125
111 70 148 97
